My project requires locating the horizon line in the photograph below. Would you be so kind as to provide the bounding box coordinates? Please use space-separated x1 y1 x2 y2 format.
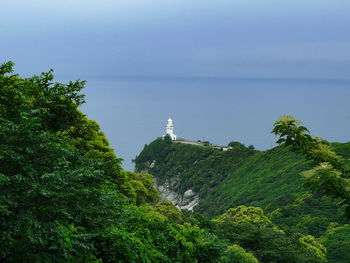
54 74 350 82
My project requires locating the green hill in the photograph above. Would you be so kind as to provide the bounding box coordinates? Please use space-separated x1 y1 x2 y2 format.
1 61 347 263
135 138 350 219
134 136 350 262
2 62 268 263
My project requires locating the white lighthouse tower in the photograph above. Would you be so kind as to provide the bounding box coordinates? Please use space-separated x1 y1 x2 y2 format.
165 118 177 140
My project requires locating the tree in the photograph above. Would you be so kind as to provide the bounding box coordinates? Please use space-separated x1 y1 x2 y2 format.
213 206 271 226
0 62 123 262
319 223 350 263
0 62 233 263
215 222 326 263
220 244 259 263
272 115 350 218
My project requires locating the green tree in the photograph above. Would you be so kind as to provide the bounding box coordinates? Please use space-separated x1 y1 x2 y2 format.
0 62 123 262
121 171 160 205
213 206 271 226
0 62 233 263
319 223 350 263
220 244 259 263
215 222 326 263
212 205 326 263
272 115 350 218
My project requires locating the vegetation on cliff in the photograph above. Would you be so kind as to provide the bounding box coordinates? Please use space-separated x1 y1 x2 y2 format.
134 121 350 262
1 61 346 262
0 62 251 263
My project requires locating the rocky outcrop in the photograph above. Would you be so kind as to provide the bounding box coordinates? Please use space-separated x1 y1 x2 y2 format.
154 178 199 211
137 160 199 211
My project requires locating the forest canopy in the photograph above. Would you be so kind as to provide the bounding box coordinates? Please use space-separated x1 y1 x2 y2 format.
0 62 346 263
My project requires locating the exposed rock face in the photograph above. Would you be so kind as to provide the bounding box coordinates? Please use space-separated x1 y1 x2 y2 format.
136 159 200 211
149 160 156 169
183 189 194 198
154 178 199 211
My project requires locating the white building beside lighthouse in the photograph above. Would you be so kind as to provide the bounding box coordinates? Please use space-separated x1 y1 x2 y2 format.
165 118 177 140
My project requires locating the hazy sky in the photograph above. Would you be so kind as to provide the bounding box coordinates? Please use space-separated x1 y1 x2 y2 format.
1 1 349 170
1 0 350 78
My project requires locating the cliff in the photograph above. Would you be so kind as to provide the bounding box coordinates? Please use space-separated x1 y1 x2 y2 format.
134 136 350 235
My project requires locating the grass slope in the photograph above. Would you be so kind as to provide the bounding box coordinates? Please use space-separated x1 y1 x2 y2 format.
134 137 350 236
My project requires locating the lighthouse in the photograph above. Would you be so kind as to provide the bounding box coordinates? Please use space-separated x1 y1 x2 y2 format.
166 118 177 140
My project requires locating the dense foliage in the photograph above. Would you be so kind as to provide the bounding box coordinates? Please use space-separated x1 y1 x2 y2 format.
272 115 350 218
135 123 350 262
196 206 327 263
0 62 260 263
1 62 347 262
134 137 349 225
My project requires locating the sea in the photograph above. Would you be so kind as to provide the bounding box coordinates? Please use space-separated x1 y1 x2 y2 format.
58 76 350 171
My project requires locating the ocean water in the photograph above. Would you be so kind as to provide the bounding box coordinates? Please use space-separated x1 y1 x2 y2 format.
71 76 350 171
